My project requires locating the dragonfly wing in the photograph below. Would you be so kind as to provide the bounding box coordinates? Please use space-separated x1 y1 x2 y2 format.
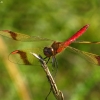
73 40 100 44
0 30 52 41
68 46 100 65
8 48 45 65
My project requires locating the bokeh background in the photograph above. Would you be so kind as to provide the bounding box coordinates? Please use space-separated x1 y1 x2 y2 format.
0 0 100 100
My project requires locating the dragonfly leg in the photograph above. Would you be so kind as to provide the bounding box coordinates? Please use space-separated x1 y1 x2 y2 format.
45 87 52 100
43 57 51 64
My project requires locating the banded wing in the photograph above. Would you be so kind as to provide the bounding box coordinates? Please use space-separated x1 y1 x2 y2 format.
0 30 52 41
8 48 45 65
68 46 100 65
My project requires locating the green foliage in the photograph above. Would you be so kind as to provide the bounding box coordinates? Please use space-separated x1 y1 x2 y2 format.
0 0 100 100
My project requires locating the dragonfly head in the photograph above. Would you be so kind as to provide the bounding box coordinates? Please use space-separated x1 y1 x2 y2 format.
43 47 54 57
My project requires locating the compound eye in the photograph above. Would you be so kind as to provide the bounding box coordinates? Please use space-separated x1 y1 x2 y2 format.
43 47 54 57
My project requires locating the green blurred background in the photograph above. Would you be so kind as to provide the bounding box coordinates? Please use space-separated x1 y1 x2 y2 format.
0 0 100 100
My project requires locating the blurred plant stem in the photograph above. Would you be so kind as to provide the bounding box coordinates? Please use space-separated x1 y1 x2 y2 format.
0 37 31 100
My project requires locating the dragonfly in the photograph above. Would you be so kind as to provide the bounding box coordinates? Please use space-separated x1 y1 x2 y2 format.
0 24 100 66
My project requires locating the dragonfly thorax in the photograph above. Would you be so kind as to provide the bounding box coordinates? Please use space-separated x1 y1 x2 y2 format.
43 47 55 57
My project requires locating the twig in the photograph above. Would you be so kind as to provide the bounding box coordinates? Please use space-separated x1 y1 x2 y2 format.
30 52 64 100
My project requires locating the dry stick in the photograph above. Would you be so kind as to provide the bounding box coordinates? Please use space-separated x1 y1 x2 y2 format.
30 52 64 100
